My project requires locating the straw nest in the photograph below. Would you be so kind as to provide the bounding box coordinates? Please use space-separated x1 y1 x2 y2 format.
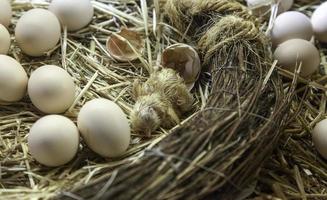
0 0 326 199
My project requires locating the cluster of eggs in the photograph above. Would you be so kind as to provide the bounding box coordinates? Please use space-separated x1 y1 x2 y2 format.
0 0 131 167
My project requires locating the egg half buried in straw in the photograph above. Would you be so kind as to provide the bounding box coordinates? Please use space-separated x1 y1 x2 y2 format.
15 9 61 57
0 24 10 54
0 55 28 103
246 0 293 16
49 0 94 31
312 119 327 159
273 39 320 77
271 11 313 46
28 115 80 167
161 43 201 90
28 65 76 114
106 28 144 62
0 0 12 27
78 98 131 158
311 2 327 43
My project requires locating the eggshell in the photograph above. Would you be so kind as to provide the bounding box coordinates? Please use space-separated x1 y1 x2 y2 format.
0 0 12 27
0 55 28 102
15 9 61 57
311 2 327 43
271 11 313 46
312 119 327 159
0 24 10 54
28 115 79 167
28 65 75 114
77 98 131 158
273 39 320 77
246 0 293 16
49 0 94 31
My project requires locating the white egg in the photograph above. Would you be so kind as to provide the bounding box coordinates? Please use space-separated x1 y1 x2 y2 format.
312 119 327 159
0 0 12 27
0 55 28 102
311 2 327 43
28 65 76 114
49 0 94 31
28 115 80 167
246 0 293 16
78 98 131 158
15 9 61 57
0 24 10 54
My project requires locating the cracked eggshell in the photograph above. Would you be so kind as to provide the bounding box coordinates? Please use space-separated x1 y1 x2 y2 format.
15 9 61 57
0 24 10 54
106 28 144 62
312 119 327 159
273 39 320 77
271 11 313 46
0 55 28 102
28 115 80 167
0 0 12 27
311 2 327 43
162 43 201 89
49 0 94 31
28 65 76 114
77 98 131 158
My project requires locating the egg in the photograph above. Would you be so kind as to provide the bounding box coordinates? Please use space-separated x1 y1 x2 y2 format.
49 0 94 31
311 2 327 43
28 115 79 167
161 43 201 90
0 0 12 27
0 55 28 102
271 11 313 46
15 9 61 57
273 39 320 77
77 98 131 158
0 24 10 54
28 65 75 114
312 119 327 159
246 0 293 16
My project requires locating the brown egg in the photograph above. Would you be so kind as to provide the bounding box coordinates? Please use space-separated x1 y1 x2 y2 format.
28 65 76 114
0 55 28 102
0 24 10 54
271 11 313 46
15 9 61 57
273 39 320 77
312 119 327 159
28 115 79 167
49 0 94 31
106 28 144 62
0 0 12 27
311 2 327 43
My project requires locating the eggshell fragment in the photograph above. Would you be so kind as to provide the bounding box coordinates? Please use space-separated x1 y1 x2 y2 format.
15 9 61 57
28 115 79 167
161 43 201 89
0 55 28 102
0 24 10 54
78 98 131 158
106 28 144 62
311 2 327 43
312 119 327 159
49 0 94 31
28 65 75 114
271 11 313 46
0 0 12 27
273 39 320 77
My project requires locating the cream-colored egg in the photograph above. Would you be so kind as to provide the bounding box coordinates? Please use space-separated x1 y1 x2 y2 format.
28 65 75 114
0 0 12 27
28 115 79 167
49 0 94 31
15 9 61 57
273 39 320 77
0 24 10 54
78 98 131 158
271 11 313 46
311 2 327 43
0 55 28 102
312 119 327 159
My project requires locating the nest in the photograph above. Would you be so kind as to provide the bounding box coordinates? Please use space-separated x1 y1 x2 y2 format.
1 0 326 199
